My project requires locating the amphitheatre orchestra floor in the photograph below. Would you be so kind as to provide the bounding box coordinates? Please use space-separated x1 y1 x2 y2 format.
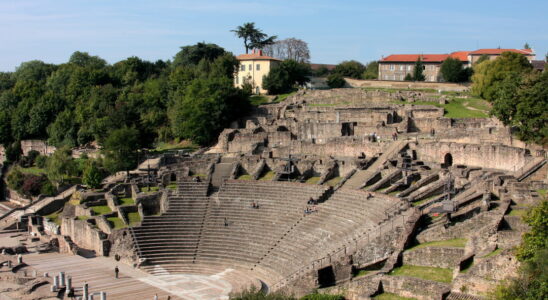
23 253 235 300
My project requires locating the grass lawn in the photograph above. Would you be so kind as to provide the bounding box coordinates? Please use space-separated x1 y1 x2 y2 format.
45 211 61 225
305 177 321 184
153 140 198 153
19 167 46 175
507 208 528 217
237 174 252 180
274 91 296 103
537 189 547 199
140 186 159 193
353 269 370 277
395 97 489 118
90 205 112 215
107 217 126 229
250 95 270 106
166 183 177 190
407 238 467 251
444 98 489 118
389 265 453 283
259 171 275 181
373 293 417 300
127 212 141 226
77 216 89 221
483 248 503 258
118 197 135 206
325 177 342 187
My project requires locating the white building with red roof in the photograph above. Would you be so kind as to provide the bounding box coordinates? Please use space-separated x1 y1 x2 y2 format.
378 48 535 82
235 49 281 94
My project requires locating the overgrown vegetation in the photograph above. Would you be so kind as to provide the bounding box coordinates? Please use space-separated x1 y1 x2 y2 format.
0 44 251 155
471 52 546 144
490 201 547 299
230 288 344 300
407 238 467 251
373 293 417 300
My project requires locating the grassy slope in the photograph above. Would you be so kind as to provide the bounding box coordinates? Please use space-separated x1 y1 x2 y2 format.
407 238 467 251
389 265 453 283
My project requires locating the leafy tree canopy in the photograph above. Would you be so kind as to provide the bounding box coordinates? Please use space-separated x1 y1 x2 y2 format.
326 73 345 88
172 42 227 68
333 60 365 79
472 51 532 101
362 61 379 79
263 60 311 94
232 22 277 54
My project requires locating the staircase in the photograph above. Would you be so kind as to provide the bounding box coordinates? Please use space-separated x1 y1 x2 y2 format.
210 162 234 189
343 141 408 189
514 157 546 182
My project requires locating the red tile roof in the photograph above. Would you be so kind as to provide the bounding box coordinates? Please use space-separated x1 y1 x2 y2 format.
449 51 470 62
469 49 533 55
380 54 449 63
236 49 281 61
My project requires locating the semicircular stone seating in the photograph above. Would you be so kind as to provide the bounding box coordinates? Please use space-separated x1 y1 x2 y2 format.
132 179 408 290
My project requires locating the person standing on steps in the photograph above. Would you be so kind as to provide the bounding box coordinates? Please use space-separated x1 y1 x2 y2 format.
114 266 119 279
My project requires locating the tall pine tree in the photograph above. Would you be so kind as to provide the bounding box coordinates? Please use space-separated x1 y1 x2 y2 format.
413 57 425 81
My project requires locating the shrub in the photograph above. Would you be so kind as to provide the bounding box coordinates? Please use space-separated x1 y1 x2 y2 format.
333 60 365 79
301 294 344 300
21 174 45 197
35 155 47 168
40 180 57 196
7 167 25 191
326 73 345 88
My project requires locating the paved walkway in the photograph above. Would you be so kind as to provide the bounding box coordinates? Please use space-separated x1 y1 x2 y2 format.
23 253 234 300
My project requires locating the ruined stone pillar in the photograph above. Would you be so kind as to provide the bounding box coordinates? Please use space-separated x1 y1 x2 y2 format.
17 254 22 264
59 272 65 287
100 291 107 300
65 277 72 295
53 276 59 291
83 283 89 299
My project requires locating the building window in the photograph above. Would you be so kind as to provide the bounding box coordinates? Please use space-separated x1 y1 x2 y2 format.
256 64 260 71
423 66 426 70
407 65 412 71
249 64 252 70
399 65 404 71
241 65 245 71
390 65 395 70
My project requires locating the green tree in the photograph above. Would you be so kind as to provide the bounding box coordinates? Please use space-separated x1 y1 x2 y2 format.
82 160 104 189
475 54 490 66
413 57 425 81
524 42 531 50
172 42 227 68
231 22 277 54
333 60 365 79
362 61 379 79
45 146 77 186
326 73 345 88
404 73 413 81
263 60 311 94
472 51 533 101
491 71 547 144
169 77 249 145
102 127 140 175
6 167 25 191
440 57 464 82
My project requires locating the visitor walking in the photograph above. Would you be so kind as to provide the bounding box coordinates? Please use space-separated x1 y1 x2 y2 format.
114 266 119 279
154 294 158 300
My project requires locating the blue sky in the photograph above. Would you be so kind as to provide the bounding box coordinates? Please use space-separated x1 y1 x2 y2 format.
1 0 546 71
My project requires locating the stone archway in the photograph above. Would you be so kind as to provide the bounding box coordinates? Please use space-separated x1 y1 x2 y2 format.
170 173 177 182
443 153 453 168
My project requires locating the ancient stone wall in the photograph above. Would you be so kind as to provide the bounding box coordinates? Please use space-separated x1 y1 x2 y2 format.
402 247 464 268
20 140 56 157
61 217 108 256
416 142 530 171
380 276 450 300
0 144 5 163
345 78 470 92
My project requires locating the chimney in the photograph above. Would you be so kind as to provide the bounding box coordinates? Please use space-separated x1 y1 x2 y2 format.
258 49 263 56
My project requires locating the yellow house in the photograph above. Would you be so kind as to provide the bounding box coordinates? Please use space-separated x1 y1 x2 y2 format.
235 49 281 94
